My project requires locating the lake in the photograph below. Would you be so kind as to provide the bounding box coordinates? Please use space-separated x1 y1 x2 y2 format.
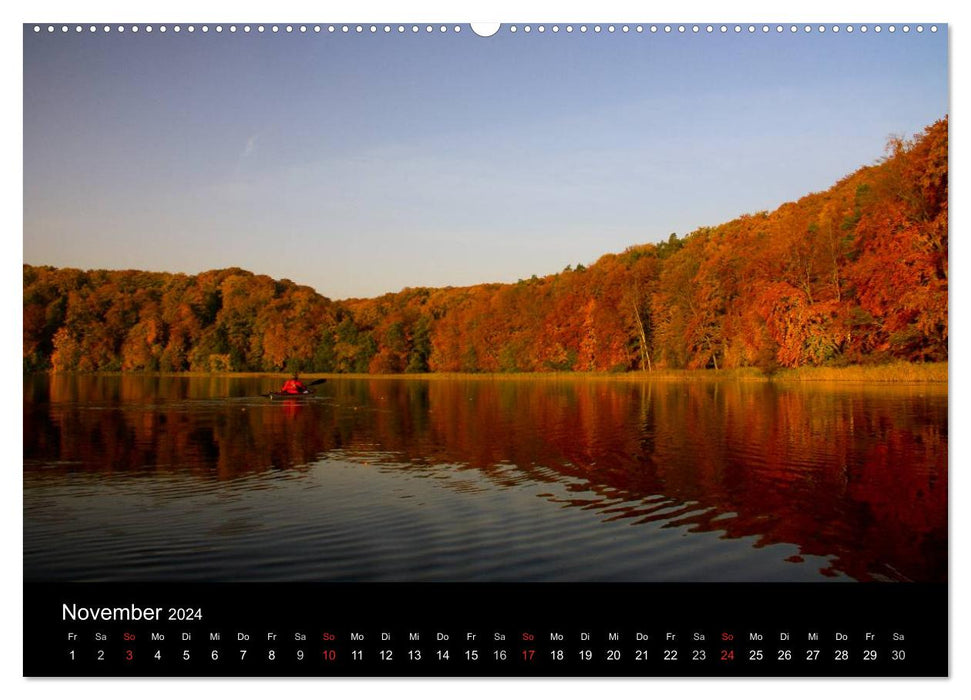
23 374 947 583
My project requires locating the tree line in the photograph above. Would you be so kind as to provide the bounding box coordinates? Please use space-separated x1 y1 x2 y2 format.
24 118 947 374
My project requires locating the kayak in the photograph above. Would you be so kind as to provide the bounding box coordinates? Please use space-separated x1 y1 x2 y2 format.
267 390 316 400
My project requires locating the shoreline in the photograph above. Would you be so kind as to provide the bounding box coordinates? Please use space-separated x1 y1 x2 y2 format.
31 361 948 384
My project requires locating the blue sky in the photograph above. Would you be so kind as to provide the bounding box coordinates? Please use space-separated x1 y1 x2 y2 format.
23 24 947 299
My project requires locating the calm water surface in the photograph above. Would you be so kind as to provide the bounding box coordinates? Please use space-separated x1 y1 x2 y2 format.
23 375 947 582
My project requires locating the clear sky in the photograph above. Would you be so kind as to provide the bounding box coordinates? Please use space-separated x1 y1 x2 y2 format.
23 24 948 299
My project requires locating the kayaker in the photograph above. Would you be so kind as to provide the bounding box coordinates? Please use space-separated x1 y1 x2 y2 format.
279 373 308 395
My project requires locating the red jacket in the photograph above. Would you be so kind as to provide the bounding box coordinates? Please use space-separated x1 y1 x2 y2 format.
280 379 307 394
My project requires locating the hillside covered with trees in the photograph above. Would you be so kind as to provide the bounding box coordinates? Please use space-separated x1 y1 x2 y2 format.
24 118 947 375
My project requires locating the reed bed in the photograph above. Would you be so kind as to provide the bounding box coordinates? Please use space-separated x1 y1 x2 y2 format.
47 362 947 384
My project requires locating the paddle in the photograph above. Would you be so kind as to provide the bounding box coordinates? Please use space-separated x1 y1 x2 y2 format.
262 377 327 398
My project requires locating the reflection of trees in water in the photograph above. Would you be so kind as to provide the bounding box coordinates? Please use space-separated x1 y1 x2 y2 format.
24 375 947 581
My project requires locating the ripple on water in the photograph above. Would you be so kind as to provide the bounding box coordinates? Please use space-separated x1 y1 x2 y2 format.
23 376 947 583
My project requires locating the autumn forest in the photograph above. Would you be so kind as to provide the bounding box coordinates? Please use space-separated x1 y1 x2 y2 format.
23 119 948 375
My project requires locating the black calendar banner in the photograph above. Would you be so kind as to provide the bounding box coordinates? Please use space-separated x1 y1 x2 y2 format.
24 582 947 677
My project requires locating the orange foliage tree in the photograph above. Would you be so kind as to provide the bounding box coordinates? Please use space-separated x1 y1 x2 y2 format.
24 119 947 374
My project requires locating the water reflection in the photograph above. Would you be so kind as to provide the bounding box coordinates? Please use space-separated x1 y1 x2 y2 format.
24 374 947 582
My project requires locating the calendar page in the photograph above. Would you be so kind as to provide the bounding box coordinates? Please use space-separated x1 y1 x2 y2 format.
22 13 948 679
